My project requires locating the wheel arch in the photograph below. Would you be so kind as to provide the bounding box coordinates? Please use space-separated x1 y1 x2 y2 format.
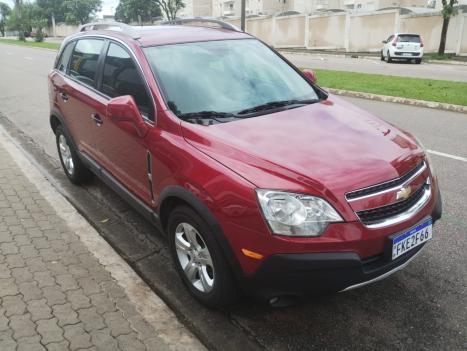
50 109 78 151
158 185 244 281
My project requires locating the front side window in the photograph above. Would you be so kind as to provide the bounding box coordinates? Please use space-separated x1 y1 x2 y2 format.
144 39 320 122
56 42 75 73
101 43 153 120
69 39 104 87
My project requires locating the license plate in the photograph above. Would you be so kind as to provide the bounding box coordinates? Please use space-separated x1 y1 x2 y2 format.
402 53 412 56
392 219 432 260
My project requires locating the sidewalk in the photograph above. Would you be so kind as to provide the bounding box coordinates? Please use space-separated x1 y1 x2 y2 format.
0 131 205 350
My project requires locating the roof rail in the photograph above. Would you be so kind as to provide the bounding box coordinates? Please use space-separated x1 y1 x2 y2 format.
161 18 241 32
79 22 141 39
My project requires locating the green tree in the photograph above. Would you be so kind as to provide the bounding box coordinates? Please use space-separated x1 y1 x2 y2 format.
438 0 458 55
155 0 185 21
7 2 47 41
36 0 66 25
0 2 11 37
63 0 102 25
115 0 162 24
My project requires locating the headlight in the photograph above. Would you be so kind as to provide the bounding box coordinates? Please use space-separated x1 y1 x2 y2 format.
256 190 343 237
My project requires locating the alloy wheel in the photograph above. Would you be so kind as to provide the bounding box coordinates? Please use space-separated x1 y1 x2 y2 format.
58 134 74 175
175 222 215 293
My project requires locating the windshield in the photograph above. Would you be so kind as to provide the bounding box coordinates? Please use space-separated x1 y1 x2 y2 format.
144 39 320 121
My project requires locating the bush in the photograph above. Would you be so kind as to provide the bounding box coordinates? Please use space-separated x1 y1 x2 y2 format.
34 28 44 42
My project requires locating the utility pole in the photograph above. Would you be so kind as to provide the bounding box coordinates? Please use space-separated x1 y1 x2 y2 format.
240 0 245 31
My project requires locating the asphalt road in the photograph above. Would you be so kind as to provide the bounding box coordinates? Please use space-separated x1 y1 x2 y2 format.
0 43 466 351
281 51 467 82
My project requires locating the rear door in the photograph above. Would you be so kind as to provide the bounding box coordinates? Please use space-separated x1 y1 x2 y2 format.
59 38 107 160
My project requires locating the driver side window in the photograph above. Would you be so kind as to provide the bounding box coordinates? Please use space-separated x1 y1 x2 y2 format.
69 39 104 87
101 43 154 120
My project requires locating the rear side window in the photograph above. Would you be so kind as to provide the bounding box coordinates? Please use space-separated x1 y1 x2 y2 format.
56 42 75 73
101 43 153 120
397 35 420 43
69 39 104 87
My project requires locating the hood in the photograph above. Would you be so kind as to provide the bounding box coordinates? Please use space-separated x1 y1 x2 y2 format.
181 96 424 209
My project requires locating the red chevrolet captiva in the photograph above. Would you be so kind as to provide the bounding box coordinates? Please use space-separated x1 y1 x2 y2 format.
48 20 442 308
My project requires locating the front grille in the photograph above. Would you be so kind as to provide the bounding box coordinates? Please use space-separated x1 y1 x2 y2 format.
356 184 426 225
346 162 425 200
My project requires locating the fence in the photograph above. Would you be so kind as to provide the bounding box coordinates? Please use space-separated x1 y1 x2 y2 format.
227 10 467 55
44 11 467 55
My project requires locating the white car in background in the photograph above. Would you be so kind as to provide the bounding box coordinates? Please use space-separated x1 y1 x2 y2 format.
381 33 424 64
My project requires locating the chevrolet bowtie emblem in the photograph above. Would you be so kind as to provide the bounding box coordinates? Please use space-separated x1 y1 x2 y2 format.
397 186 412 201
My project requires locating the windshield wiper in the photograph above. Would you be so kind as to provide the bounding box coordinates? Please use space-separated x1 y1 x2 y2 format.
179 111 239 121
237 99 318 115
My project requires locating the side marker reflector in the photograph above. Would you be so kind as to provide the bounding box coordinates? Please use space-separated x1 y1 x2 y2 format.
241 249 263 260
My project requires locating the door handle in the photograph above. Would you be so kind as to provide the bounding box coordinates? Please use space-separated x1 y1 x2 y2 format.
91 113 103 126
59 92 69 102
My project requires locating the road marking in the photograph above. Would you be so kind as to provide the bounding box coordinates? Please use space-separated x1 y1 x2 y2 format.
427 149 467 163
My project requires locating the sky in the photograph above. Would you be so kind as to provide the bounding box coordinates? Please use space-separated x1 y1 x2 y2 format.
3 0 120 17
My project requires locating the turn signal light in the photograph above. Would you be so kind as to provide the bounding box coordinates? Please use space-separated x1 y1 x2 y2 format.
241 249 264 260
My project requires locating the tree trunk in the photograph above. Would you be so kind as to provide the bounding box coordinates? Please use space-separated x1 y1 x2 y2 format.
438 16 450 55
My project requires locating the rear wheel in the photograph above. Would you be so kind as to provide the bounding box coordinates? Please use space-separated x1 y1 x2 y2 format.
380 51 385 61
415 58 422 64
387 52 393 63
168 206 238 308
56 125 92 184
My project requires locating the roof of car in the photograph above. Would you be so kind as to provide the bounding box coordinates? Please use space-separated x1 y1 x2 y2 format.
75 24 252 47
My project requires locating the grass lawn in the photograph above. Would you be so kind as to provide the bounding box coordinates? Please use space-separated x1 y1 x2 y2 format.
0 38 60 50
314 69 467 106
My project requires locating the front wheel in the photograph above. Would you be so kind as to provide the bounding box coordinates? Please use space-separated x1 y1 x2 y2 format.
56 125 93 184
415 58 422 64
168 206 238 308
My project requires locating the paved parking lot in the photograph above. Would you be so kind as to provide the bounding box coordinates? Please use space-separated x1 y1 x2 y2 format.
0 43 466 350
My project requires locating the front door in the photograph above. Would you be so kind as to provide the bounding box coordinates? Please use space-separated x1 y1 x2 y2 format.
94 42 155 205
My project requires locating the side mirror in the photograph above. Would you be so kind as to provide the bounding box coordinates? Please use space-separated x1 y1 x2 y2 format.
382 40 387 44
302 69 317 84
107 95 148 138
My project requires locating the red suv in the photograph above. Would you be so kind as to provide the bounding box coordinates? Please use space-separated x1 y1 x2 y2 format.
48 20 442 308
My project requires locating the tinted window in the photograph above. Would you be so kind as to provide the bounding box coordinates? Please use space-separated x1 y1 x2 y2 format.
57 42 75 73
101 43 153 119
69 39 104 87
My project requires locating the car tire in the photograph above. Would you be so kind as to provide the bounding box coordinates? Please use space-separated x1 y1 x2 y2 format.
387 52 393 63
415 59 422 64
380 51 385 61
55 125 93 184
168 206 239 308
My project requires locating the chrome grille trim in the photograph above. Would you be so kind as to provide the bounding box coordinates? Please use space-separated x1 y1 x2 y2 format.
358 184 431 229
346 162 426 202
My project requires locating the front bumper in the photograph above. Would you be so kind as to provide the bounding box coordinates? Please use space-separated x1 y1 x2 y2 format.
243 189 442 300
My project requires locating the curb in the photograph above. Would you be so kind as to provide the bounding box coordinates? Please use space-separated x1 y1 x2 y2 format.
326 88 467 114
